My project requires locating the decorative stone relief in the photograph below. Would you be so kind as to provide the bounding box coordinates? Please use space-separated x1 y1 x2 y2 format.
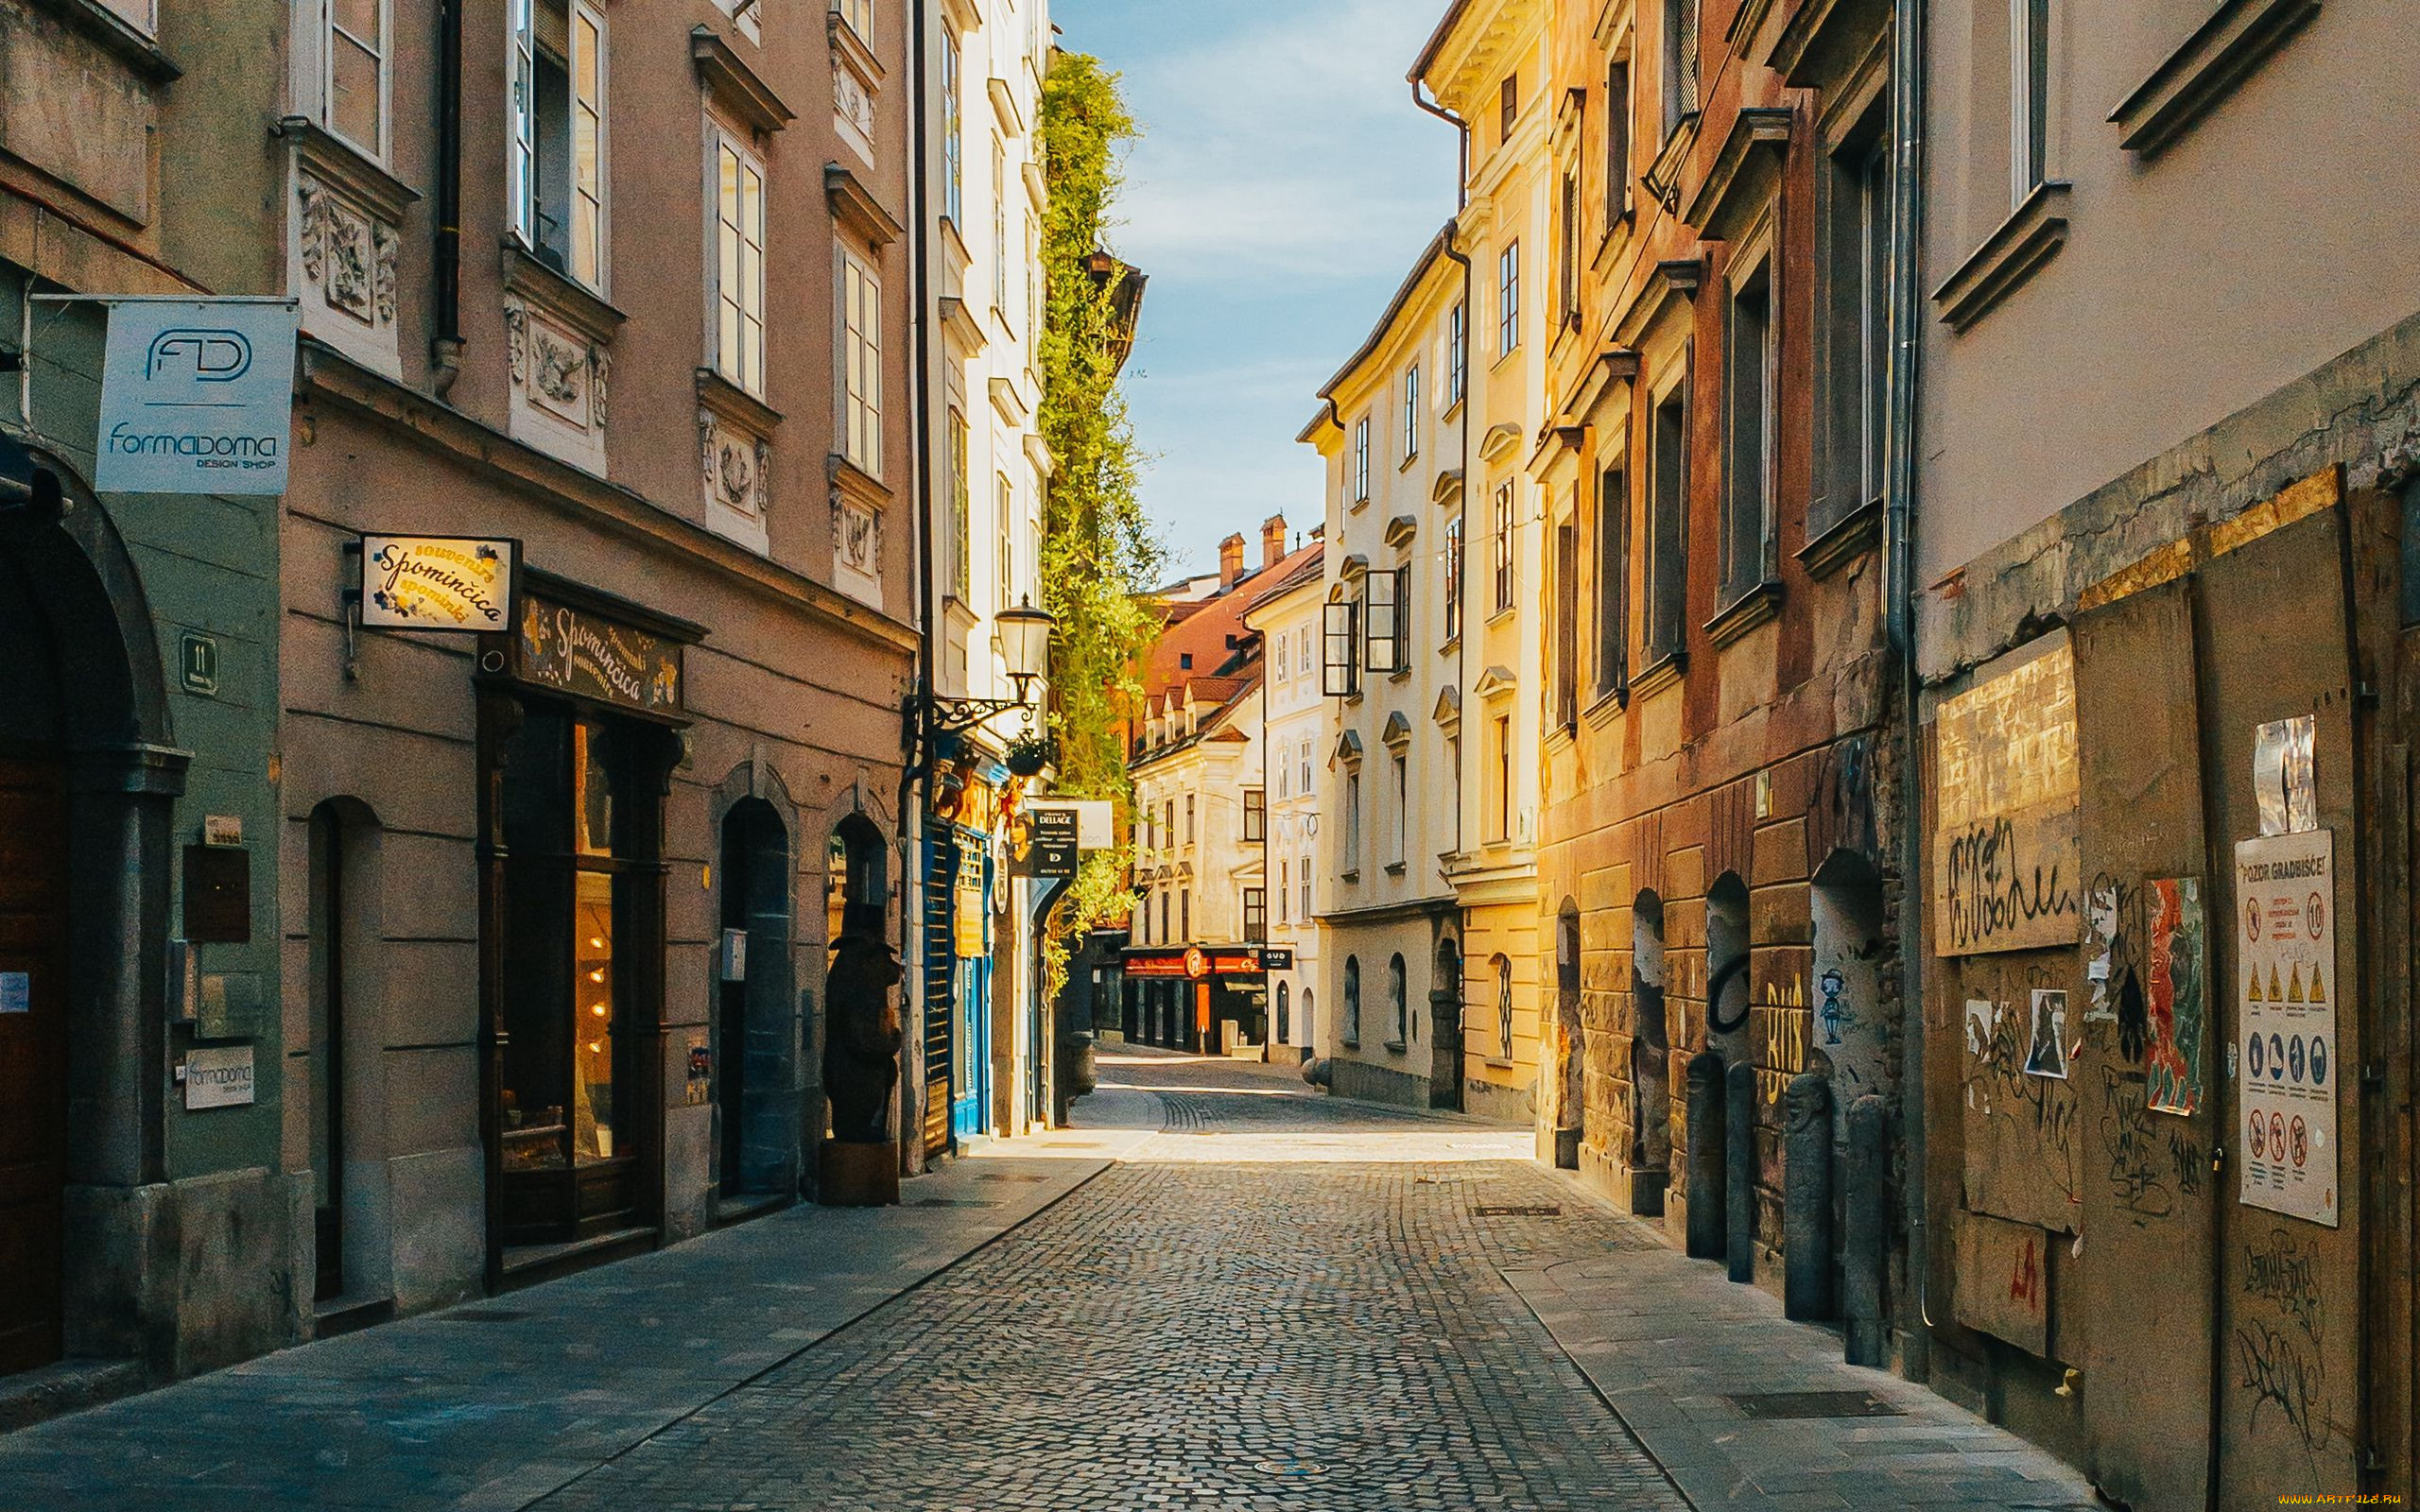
700 409 772 522
504 301 528 385
833 59 876 146
372 222 398 323
591 345 612 429
833 493 879 575
299 180 380 325
529 321 589 421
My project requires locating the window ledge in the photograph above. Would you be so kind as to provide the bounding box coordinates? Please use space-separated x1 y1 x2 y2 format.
275 118 419 222
1798 494 1883 579
2109 0 2319 156
1437 633 1461 658
826 163 906 249
1583 684 1628 725
1485 1057 1516 1070
25 0 179 82
697 368 783 432
828 453 890 509
1485 605 1518 628
1382 1040 1408 1054
1384 861 1408 877
1706 579 1783 648
1631 648 1687 699
501 241 626 342
1682 107 1791 241
1932 180 2070 333
1340 868 1361 885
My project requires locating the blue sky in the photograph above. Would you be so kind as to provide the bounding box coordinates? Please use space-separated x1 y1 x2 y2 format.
1048 0 1459 576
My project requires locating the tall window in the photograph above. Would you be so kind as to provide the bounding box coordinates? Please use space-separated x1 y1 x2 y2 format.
1497 241 1522 354
1492 482 1514 613
1661 0 1700 135
1557 169 1580 329
1500 76 1519 138
1243 888 1267 943
840 249 883 473
1180 887 1190 940
1322 598 1362 697
1184 793 1196 844
1595 465 1629 696
1402 365 1422 460
329 0 388 156
1159 890 1168 941
1344 769 1362 865
996 472 1015 606
1552 518 1579 729
1823 133 1892 532
1491 713 1512 841
838 0 873 43
1495 954 1515 1059
713 131 767 396
509 0 607 287
1352 417 1372 503
1647 365 1691 661
2012 0 2050 203
1299 737 1313 796
1389 954 1409 1045
1443 517 1464 642
1299 850 1312 917
1390 750 1408 868
1605 58 1633 225
946 409 971 597
1278 860 1290 923
992 141 1009 313
1364 567 1406 675
1447 301 1468 404
942 31 963 226
1721 262 1774 602
1243 788 1266 842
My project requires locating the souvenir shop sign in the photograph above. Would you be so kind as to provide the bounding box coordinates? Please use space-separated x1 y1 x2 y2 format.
1932 640 2083 956
2236 828 2338 1227
515 593 683 714
361 536 517 631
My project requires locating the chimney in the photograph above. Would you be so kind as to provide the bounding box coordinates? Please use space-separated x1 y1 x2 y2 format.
1260 513 1287 571
1218 532 1246 591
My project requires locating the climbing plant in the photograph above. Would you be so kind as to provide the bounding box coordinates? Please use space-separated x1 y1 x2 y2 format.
1036 51 1160 1002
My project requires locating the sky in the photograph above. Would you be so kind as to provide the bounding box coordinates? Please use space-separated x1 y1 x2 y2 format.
1047 0 1460 578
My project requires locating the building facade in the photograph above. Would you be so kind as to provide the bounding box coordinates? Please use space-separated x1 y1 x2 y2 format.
1239 533 1324 1061
1910 0 2420 1502
1304 230 1469 1109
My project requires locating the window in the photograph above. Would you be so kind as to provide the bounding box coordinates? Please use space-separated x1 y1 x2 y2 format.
1180 887 1190 941
1299 850 1312 917
946 410 971 598
713 131 767 396
1243 888 1267 943
996 472 1015 605
839 250 883 473
1277 752 1290 800
1492 482 1514 613
1343 956 1361 1046
1389 954 1409 1045
992 140 1009 314
837 0 873 44
1605 58 1633 225
1273 633 1290 685
1390 751 1408 868
1497 242 1521 354
1352 417 1372 503
1552 517 1579 729
1447 301 1468 405
510 0 608 287
1557 168 1580 329
1402 365 1421 461
1243 788 1266 842
1322 598 1362 697
1299 738 1313 796
1277 980 1290 1040
1647 362 1691 661
329 0 389 156
1495 954 1515 1059
1443 517 1464 642
2012 0 2050 204
1491 713 1512 841
1499 75 1518 139
1278 860 1290 923
1595 465 1630 696
1184 793 1196 844
1298 628 1313 679
1344 769 1362 866
1661 0 1700 135
1364 567 1407 675
942 31 963 226
1158 889 1168 941
1721 262 1774 602
1852 141 1890 513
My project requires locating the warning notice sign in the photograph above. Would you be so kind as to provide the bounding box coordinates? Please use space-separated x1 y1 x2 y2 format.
2235 829 2338 1227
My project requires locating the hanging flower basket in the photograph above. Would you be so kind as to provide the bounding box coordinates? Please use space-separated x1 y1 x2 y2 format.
1003 730 1056 777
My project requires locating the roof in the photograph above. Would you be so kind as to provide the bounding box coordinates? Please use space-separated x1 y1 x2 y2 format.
1299 222 1461 441
1131 672 1263 774
1136 536 1324 704
1409 0 1476 86
1241 542 1327 618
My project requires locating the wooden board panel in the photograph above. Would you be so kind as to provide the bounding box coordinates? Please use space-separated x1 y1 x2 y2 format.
1933 637 2084 955
1954 1209 2051 1356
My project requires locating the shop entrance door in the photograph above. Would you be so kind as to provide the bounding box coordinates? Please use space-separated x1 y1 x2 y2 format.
0 756 69 1374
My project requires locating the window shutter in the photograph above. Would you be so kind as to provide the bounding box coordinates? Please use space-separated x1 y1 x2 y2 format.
1322 599 1361 696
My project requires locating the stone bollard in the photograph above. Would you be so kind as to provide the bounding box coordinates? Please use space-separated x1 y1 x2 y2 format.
1783 1073 1834 1320
1684 1052 1726 1260
1725 1060 1756 1284
1844 1093 1888 1366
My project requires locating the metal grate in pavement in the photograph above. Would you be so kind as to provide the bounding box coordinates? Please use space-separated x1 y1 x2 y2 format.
438 1310 532 1324
1724 1390 1905 1419
1474 1204 1562 1217
909 1197 1000 1208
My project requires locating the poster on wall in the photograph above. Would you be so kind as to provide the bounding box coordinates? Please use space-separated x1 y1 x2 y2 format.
2022 988 2069 1079
2142 877 2207 1115
1931 639 2083 956
2236 829 2338 1227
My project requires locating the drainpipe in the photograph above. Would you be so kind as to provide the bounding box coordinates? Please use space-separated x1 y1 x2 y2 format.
1883 0 1930 1379
430 0 464 397
900 0 938 1172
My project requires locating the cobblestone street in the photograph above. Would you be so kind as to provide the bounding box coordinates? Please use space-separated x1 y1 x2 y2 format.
0 1048 2098 1510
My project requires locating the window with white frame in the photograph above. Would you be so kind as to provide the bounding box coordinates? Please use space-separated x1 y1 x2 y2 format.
1298 627 1313 679
1278 860 1290 923
942 31 963 226
1299 850 1312 917
329 0 389 156
839 249 883 473
1401 365 1421 461
1352 417 1372 504
1277 750 1290 799
1447 301 1467 405
1364 565 1408 675
1443 516 1464 641
947 408 971 598
996 472 1015 606
510 0 608 288
837 0 873 45
2011 0 2050 203
1497 241 1521 354
992 140 1009 314
712 129 767 396
1492 481 1514 613
1299 736 1312 797
1272 634 1289 684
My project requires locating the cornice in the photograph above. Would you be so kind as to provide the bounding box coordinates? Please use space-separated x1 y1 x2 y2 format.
692 25 794 134
1931 180 2070 332
826 163 906 249
1682 108 1792 242
1612 258 1703 350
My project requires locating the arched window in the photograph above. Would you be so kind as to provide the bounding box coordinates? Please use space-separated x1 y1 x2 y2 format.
1389 953 1409 1046
1342 956 1361 1046
1276 979 1291 1043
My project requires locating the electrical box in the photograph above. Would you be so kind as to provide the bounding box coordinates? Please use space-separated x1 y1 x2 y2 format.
196 971 264 1040
719 928 748 983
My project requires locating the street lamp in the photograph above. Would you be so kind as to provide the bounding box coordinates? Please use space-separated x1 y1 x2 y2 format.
904 595 1056 778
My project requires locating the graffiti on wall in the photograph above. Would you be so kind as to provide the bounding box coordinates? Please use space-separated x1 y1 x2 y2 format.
1933 641 2083 956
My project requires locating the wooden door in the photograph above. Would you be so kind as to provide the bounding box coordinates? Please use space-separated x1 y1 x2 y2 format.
0 756 69 1374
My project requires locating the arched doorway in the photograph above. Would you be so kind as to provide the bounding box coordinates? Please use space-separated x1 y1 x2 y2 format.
0 696 68 1370
1553 902 1582 1167
716 799 792 1201
1429 936 1462 1111
1631 891 1670 1213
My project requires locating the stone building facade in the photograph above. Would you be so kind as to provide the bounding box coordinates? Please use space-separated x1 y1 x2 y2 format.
1239 535 1324 1061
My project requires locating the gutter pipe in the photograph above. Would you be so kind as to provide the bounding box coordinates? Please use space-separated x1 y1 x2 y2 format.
900 0 938 1171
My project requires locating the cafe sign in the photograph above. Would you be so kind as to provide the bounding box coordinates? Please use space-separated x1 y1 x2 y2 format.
360 536 517 631
514 592 683 714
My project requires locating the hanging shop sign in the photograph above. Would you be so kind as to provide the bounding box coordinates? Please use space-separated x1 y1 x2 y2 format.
513 592 683 714
94 299 300 495
954 849 987 958
2235 827 2338 1227
1931 638 2083 956
360 536 518 632
1009 804 1080 879
1025 799 1114 850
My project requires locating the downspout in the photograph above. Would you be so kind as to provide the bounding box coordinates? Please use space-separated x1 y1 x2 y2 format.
900 0 938 1171
1883 0 1929 1378
430 0 464 397
1411 81 1472 864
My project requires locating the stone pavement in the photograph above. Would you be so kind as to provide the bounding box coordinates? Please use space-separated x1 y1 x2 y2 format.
0 1045 2099 1510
